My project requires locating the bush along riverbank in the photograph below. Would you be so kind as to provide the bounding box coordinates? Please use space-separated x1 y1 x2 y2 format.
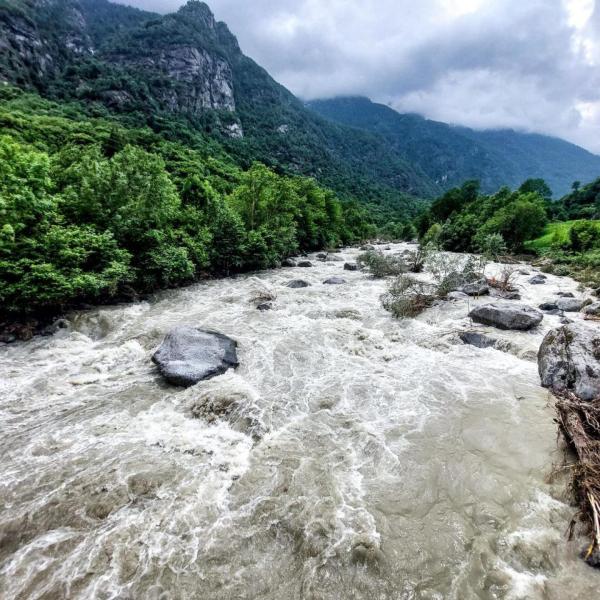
0 133 380 340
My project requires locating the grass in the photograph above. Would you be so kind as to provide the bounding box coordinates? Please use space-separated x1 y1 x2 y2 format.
525 220 600 253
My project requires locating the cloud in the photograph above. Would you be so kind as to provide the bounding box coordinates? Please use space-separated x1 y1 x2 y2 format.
114 0 600 154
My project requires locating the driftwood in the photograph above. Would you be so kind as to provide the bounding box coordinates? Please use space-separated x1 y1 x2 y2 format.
556 392 600 565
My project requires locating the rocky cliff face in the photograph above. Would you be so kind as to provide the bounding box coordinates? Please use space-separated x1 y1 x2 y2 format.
0 0 239 120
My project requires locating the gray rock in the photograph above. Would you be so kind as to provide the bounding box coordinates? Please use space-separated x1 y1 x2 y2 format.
325 255 344 262
529 274 547 285
499 291 521 300
538 323 600 401
583 302 600 317
316 253 328 260
469 302 543 331
287 280 311 289
447 291 469 300
256 303 272 311
518 269 531 276
556 298 585 312
556 292 575 298
560 317 573 325
539 301 559 311
297 261 313 268
323 277 346 285
460 331 498 349
460 281 490 296
344 263 359 271
281 258 296 267
360 245 375 251
152 327 238 387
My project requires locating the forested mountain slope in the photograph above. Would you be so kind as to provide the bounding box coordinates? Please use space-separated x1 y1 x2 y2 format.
308 96 600 197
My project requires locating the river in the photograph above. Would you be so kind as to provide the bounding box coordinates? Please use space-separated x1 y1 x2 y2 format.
1 243 599 599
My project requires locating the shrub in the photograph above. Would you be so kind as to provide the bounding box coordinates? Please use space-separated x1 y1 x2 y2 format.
357 250 406 278
381 275 436 319
569 221 600 252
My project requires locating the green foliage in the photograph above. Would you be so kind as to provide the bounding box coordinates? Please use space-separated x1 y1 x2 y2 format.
568 220 600 252
553 177 600 220
0 103 374 319
418 181 549 253
381 275 435 319
357 250 406 278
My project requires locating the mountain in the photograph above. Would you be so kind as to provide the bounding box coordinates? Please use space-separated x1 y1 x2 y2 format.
307 97 600 198
2 1 596 209
0 0 436 219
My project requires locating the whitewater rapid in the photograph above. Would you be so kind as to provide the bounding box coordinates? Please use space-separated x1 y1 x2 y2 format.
1 243 599 599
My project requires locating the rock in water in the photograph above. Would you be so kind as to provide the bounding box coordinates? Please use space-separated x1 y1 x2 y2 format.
539 300 559 311
538 323 600 401
556 298 586 312
281 258 296 267
459 331 498 349
556 292 575 298
460 281 489 296
152 327 238 387
287 280 311 288
583 302 600 317
469 302 543 331
529 274 547 285
344 263 359 271
323 277 346 285
297 261 313 268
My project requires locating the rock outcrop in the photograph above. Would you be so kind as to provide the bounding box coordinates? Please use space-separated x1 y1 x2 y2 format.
152 326 238 387
469 302 543 331
538 323 600 401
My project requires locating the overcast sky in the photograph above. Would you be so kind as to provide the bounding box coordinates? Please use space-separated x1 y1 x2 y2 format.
115 0 600 153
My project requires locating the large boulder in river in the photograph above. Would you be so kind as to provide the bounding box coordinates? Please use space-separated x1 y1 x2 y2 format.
344 262 359 271
556 297 587 312
469 302 543 331
538 323 600 401
323 277 346 285
152 327 238 387
583 302 600 317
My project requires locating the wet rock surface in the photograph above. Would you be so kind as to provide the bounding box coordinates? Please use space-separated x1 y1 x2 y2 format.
460 281 490 296
470 302 543 331
529 274 547 285
287 280 311 289
323 277 346 285
556 298 587 312
539 323 600 401
460 331 498 349
152 327 238 387
583 302 600 317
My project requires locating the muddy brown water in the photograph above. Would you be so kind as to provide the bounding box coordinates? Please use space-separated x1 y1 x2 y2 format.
1 244 599 599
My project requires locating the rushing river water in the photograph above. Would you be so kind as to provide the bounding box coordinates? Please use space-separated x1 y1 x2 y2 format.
1 243 600 600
